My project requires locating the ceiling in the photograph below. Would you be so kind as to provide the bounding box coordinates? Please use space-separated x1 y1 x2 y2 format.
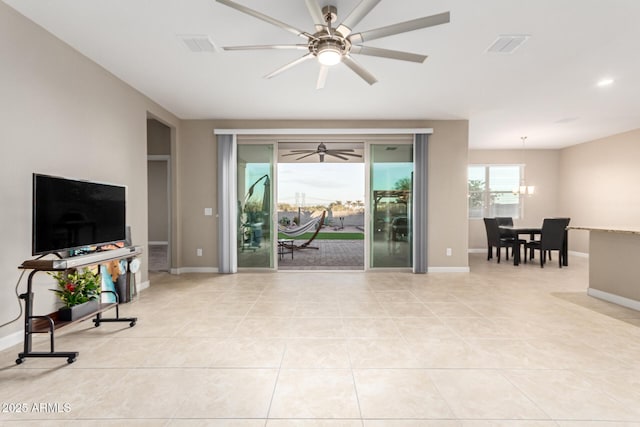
5 0 640 149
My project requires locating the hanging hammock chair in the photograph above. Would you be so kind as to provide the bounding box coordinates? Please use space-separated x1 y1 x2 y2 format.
278 211 326 249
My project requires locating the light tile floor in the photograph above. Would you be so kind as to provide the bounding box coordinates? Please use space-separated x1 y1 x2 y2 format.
2 253 640 426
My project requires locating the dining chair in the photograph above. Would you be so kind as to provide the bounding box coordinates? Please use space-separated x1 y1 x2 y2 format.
495 217 513 228
525 217 571 268
484 218 523 263
495 217 514 254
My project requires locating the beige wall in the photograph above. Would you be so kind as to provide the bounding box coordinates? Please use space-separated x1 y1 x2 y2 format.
424 120 470 267
176 120 470 270
559 129 640 253
467 150 562 250
147 119 171 155
175 121 218 269
0 3 180 340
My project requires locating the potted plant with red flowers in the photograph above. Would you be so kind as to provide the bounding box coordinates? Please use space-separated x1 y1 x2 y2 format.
49 268 101 321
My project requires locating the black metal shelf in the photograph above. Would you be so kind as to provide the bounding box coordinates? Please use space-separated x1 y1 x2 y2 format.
16 248 140 365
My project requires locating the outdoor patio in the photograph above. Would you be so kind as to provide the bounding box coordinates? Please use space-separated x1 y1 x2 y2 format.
278 239 364 270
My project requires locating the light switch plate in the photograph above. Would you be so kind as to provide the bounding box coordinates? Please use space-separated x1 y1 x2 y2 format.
204 208 213 216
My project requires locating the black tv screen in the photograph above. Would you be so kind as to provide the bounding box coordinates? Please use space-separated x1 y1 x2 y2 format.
32 174 126 255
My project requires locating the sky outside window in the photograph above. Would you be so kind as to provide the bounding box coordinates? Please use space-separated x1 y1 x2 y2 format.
278 163 365 206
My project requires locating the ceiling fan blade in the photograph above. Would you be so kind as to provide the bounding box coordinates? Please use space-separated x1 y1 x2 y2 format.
326 148 355 152
223 44 309 51
342 55 377 85
350 45 427 63
264 53 314 79
336 0 382 37
317 65 329 89
216 0 314 40
304 0 326 32
296 152 319 160
349 11 450 44
326 152 350 161
326 151 362 157
282 151 315 156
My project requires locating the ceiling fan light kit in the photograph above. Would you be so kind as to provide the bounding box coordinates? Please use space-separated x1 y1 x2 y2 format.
316 40 343 66
216 0 450 88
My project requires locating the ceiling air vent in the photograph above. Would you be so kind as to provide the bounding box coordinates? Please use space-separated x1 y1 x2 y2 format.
178 35 217 53
486 34 530 54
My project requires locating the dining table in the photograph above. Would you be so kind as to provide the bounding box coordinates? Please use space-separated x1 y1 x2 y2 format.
499 225 569 266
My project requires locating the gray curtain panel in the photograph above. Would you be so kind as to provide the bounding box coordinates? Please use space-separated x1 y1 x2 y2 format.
217 134 238 273
413 133 429 273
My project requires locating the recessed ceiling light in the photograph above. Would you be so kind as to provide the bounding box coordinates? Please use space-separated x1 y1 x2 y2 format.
597 78 614 87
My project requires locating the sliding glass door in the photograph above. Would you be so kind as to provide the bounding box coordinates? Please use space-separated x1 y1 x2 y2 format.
233 139 418 270
370 144 413 268
237 144 274 268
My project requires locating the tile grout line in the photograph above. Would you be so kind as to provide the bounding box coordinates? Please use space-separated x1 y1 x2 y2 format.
261 283 289 424
498 368 556 422
341 308 365 426
263 341 286 423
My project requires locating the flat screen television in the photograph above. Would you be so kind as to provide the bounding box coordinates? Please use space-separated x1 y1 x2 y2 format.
32 173 126 256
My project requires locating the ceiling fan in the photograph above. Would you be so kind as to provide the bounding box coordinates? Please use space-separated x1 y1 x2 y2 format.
216 0 450 88
282 142 362 162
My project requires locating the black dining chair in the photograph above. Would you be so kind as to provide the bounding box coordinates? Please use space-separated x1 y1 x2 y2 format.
495 217 513 228
495 217 514 253
525 217 571 268
484 218 523 263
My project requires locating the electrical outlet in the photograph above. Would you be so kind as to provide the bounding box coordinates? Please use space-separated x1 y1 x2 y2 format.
196 248 203 257
446 248 452 256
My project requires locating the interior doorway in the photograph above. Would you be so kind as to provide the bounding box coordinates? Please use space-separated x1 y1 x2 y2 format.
147 118 172 272
276 142 365 270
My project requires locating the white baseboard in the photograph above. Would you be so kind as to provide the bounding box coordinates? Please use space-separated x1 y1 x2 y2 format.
137 280 150 292
569 250 589 258
428 267 470 273
588 288 640 312
467 248 487 253
171 266 470 274
279 269 365 273
0 330 23 352
171 267 219 274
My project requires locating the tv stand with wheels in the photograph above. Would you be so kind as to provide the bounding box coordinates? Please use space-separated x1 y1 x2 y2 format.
16 246 142 365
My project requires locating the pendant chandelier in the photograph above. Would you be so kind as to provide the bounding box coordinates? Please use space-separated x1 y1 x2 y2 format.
514 136 535 195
